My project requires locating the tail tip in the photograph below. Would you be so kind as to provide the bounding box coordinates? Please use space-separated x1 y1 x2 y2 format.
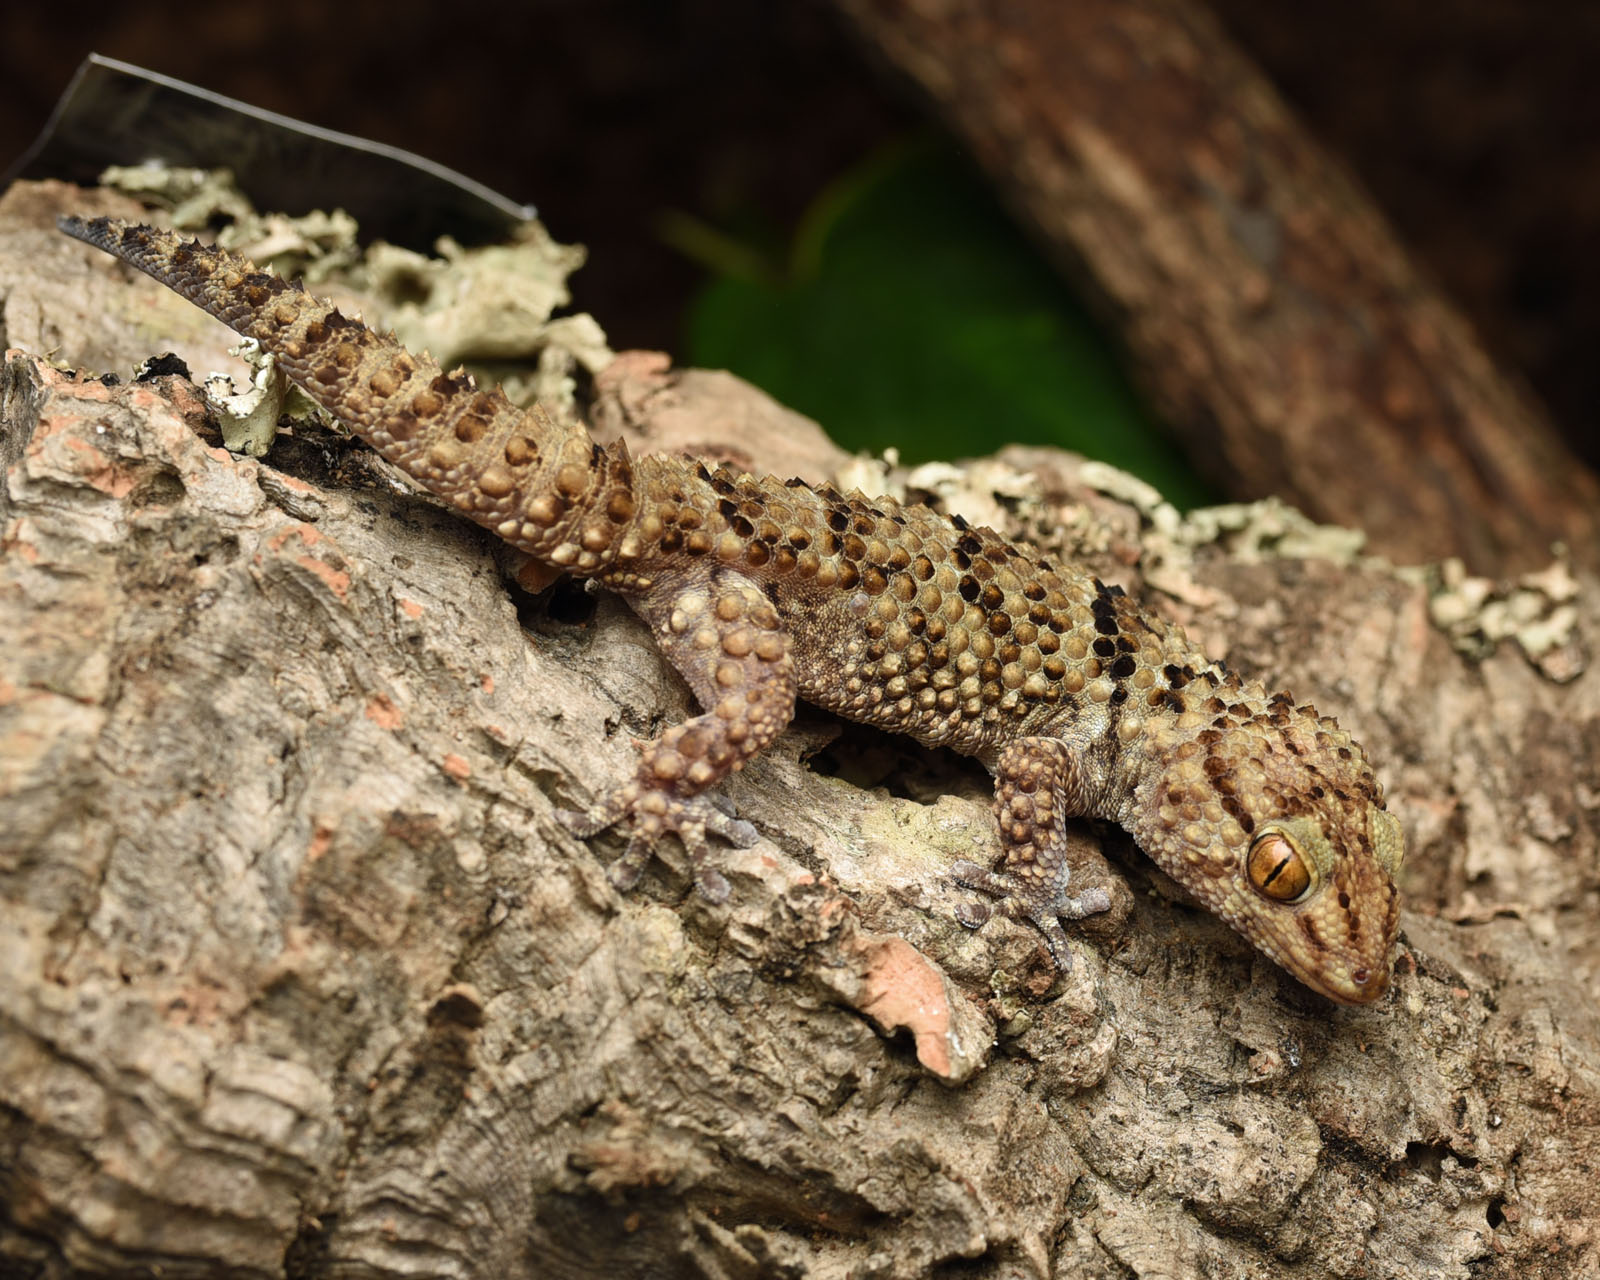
57 214 130 248
57 213 106 244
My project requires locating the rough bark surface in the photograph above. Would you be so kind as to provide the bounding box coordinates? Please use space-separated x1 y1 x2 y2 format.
4 185 1600 1279
830 0 1600 577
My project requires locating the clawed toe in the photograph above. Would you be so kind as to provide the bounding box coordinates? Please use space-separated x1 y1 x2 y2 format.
951 858 1110 971
605 831 656 892
951 858 1009 898
701 805 759 849
560 785 754 903
554 802 621 840
1065 886 1112 919
686 852 731 904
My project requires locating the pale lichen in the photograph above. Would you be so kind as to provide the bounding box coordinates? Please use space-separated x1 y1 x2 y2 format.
1421 553 1584 682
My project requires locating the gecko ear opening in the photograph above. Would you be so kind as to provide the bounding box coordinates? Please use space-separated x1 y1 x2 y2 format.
1369 807 1406 876
1245 830 1314 902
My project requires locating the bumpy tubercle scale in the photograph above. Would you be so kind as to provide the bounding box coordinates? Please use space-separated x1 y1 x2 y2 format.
59 216 1405 1004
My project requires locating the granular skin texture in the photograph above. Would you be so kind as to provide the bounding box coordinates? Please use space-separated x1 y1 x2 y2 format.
59 216 1405 1004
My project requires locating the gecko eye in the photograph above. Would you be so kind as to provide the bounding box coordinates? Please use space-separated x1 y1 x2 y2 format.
1246 830 1314 902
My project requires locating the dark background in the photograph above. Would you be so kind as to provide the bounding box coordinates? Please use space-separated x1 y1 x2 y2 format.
4 0 1594 464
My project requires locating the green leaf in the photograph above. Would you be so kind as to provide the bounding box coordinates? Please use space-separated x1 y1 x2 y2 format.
680 140 1213 510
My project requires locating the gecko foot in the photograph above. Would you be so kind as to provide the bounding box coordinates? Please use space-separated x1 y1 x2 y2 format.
950 859 1112 971
556 786 759 903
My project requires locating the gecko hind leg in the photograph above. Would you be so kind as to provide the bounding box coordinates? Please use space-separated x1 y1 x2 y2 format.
556 567 794 905
951 737 1113 970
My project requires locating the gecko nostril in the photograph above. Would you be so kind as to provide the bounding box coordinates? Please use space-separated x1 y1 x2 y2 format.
1352 967 1370 984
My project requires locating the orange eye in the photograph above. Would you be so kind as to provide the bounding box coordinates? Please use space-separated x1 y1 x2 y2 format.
1246 832 1313 902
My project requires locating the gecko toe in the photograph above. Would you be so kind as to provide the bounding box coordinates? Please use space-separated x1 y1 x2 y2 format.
704 809 760 849
555 805 616 839
606 831 655 892
952 896 994 930
563 783 756 902
688 857 732 904
1063 886 1112 920
952 859 1009 896
951 859 1104 972
1036 919 1075 971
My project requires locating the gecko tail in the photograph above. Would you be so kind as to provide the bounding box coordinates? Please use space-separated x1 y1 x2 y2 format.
56 214 108 246
59 215 640 576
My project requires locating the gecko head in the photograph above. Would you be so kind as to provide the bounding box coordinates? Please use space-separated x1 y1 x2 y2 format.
1229 803 1405 1003
1141 703 1405 1005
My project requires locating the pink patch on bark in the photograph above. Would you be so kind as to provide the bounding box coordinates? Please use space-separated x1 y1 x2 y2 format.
851 936 957 1079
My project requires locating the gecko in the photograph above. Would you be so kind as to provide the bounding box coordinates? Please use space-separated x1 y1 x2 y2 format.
58 215 1405 1004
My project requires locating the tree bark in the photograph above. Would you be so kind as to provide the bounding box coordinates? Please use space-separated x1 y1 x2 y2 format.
830 0 1600 577
4 180 1600 1278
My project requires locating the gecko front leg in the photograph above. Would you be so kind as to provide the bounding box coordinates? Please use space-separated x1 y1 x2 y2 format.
952 737 1114 968
557 567 796 902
